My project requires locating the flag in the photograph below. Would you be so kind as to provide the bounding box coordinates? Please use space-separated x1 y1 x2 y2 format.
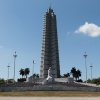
33 60 34 64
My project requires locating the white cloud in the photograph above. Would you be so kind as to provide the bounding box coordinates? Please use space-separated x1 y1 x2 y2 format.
75 22 100 37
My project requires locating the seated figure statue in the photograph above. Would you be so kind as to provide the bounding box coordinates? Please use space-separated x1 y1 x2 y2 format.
46 67 55 83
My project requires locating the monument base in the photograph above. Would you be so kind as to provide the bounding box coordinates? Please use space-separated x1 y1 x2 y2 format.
42 77 55 85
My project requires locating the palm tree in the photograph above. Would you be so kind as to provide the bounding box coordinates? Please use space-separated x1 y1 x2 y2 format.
32 73 39 78
24 68 30 78
74 71 78 81
33 73 36 78
70 67 76 78
0 78 5 84
19 68 24 78
64 73 70 77
36 74 39 78
71 68 81 81
76 69 81 80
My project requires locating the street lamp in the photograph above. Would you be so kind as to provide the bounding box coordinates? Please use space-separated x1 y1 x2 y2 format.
83 52 87 83
7 64 10 83
90 64 93 80
13 52 17 82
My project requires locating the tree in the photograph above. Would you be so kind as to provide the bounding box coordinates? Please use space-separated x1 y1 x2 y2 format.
70 67 81 81
0 78 5 84
33 73 39 78
24 68 30 78
19 68 24 78
64 73 70 77
36 74 39 78
70 67 76 78
74 71 78 81
76 69 81 80
87 77 100 85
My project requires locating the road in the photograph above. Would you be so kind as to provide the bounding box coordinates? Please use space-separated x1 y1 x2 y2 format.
0 97 100 100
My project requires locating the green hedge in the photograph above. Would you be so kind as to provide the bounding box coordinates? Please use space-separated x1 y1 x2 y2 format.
17 78 26 82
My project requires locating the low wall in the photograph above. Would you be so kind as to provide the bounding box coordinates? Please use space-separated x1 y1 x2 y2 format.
27 77 74 83
75 82 100 87
0 85 100 92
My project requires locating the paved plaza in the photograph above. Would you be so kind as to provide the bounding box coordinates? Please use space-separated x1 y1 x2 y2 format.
0 97 100 100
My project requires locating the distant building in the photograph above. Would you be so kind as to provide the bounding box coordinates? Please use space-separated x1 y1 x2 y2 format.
40 7 60 78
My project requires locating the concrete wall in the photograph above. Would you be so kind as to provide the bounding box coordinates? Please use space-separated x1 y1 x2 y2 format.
27 77 74 83
55 78 74 83
0 85 100 92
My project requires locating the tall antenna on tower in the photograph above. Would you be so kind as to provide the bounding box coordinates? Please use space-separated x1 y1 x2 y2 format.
49 3 51 9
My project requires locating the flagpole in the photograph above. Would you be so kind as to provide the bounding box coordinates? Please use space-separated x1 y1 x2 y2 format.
32 60 34 83
32 60 36 83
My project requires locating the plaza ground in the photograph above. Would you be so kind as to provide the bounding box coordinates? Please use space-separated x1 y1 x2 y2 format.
0 97 100 100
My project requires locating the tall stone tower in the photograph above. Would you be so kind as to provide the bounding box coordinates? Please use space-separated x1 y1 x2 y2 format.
40 7 60 78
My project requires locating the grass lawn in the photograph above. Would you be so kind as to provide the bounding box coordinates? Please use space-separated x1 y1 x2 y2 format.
0 91 100 96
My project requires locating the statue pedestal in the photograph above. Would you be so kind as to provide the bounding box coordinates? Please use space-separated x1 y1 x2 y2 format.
46 75 55 83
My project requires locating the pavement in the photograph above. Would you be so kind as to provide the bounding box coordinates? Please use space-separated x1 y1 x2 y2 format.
0 97 100 100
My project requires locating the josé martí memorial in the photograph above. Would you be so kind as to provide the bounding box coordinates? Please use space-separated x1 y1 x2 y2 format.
0 7 100 92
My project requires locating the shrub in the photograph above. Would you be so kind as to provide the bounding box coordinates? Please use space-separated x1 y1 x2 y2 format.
76 79 83 82
17 78 26 82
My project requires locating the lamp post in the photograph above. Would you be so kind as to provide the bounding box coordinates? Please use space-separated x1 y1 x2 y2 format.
13 52 17 82
90 64 93 80
7 64 10 83
83 52 87 83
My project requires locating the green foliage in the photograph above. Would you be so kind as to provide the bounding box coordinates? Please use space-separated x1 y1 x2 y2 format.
76 79 83 82
0 78 5 85
71 67 76 78
70 67 81 81
19 68 30 78
63 73 70 77
63 67 82 82
17 78 26 82
19 68 24 78
24 68 30 78
33 73 39 78
87 78 100 85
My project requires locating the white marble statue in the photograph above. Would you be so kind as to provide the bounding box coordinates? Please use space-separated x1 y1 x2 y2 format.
48 67 52 77
46 67 54 83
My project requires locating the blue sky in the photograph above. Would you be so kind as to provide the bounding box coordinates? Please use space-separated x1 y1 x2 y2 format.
0 0 100 81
